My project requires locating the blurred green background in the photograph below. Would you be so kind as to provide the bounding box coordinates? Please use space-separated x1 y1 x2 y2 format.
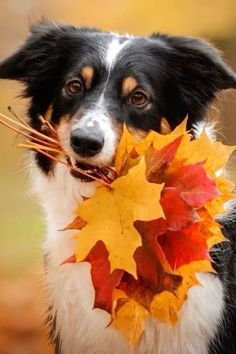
0 1 236 353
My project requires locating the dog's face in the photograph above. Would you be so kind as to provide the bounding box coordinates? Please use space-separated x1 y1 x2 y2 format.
0 22 236 179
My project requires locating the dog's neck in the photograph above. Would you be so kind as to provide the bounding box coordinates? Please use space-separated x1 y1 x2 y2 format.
32 161 97 226
31 160 97 265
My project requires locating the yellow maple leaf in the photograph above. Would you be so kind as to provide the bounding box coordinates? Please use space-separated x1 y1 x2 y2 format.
205 172 235 216
175 132 235 176
150 291 180 324
150 260 214 325
196 208 227 250
112 289 149 347
115 119 189 173
74 159 164 277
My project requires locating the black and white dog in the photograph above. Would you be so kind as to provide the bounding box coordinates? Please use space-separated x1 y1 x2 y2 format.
0 21 235 354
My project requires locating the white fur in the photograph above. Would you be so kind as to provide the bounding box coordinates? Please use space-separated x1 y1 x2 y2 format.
106 38 129 68
31 158 225 354
193 120 217 140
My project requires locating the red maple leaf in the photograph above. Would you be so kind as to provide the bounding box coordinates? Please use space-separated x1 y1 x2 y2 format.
165 162 219 208
145 135 183 183
124 219 183 302
157 222 210 270
160 187 200 231
84 241 123 313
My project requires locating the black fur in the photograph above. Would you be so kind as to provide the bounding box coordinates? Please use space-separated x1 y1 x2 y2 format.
0 21 235 354
45 307 62 354
209 218 236 353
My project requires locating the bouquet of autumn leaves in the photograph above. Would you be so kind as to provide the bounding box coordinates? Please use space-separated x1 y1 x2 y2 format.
0 110 235 346
62 120 235 345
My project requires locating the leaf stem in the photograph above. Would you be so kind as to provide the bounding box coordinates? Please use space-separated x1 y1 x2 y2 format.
0 113 59 145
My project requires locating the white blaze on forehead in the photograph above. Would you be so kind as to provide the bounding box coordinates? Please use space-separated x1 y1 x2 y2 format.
106 38 129 68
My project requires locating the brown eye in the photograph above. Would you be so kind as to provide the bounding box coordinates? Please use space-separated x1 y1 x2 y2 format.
66 79 83 95
129 91 148 106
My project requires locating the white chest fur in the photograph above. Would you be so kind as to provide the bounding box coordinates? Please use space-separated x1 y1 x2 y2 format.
32 162 224 354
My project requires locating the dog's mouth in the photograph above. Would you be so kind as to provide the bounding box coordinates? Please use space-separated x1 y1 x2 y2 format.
70 160 116 184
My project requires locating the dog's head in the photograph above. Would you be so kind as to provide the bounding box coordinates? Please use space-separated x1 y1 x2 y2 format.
1 21 236 179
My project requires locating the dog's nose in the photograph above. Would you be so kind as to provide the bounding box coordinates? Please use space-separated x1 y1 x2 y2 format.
70 128 104 157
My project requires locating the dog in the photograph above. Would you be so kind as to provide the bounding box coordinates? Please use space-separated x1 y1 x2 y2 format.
0 21 235 354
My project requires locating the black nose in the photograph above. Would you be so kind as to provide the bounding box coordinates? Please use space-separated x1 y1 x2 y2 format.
70 128 104 157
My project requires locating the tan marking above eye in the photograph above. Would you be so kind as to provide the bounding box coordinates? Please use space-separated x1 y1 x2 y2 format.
81 66 94 89
160 117 171 135
122 76 138 95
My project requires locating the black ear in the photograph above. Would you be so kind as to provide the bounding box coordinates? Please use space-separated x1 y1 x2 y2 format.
0 21 79 97
151 33 236 126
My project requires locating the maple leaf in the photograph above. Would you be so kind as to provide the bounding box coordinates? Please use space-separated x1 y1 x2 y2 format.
157 222 210 270
111 217 213 340
116 218 182 306
205 172 235 216
165 162 219 208
115 125 140 173
74 159 164 277
60 215 87 231
160 187 200 231
197 208 227 249
59 119 235 347
133 218 168 271
115 119 189 173
84 241 123 312
133 218 182 290
112 290 149 347
173 132 235 176
145 136 183 183
150 259 214 324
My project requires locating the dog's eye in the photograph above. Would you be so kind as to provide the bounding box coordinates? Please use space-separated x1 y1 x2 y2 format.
65 79 83 95
129 91 148 106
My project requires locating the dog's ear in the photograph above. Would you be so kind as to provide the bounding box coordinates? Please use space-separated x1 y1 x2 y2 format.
151 34 236 125
0 21 79 97
161 34 236 89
